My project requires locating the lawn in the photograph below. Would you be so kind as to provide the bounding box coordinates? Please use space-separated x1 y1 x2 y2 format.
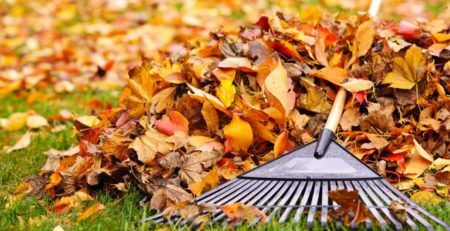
0 91 449 230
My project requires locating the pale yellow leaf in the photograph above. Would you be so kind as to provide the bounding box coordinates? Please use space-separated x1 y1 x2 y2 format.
7 132 32 153
26 115 48 129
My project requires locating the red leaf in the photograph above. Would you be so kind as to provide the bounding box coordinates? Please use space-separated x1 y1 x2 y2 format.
382 153 406 171
224 138 232 154
397 21 420 40
354 91 367 104
155 111 189 136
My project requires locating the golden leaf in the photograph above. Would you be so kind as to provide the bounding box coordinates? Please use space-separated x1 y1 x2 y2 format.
382 45 427 90
201 101 219 135
216 79 236 107
223 115 253 152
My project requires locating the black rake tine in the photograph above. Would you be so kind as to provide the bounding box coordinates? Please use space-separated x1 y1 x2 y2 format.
279 181 306 222
351 181 388 229
294 181 314 223
359 181 403 230
306 181 321 227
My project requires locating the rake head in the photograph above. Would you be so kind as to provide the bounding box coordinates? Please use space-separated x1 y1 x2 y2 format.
144 141 450 230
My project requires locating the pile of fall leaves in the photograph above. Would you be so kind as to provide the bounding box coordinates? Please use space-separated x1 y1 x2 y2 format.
15 9 450 225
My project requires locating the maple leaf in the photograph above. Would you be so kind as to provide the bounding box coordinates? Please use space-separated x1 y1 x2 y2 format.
119 62 157 117
382 45 427 90
179 150 222 184
298 78 331 113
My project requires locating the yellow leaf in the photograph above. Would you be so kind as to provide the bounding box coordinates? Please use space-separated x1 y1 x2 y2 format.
264 60 296 115
223 115 253 152
300 5 322 23
76 203 105 222
216 79 236 107
3 112 28 131
75 116 101 128
220 202 267 224
299 78 331 113
119 62 156 117
187 84 229 115
382 45 427 90
430 158 450 171
432 33 450 42
410 191 441 204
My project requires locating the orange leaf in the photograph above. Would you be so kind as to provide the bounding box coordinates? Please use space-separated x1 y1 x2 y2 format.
76 203 105 222
273 131 289 157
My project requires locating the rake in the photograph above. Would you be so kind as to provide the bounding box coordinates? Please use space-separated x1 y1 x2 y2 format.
143 1 450 230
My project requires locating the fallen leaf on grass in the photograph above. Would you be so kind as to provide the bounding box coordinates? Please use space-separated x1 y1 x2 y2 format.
220 202 267 224
7 132 32 153
76 203 105 222
388 201 408 223
328 189 373 225
26 114 48 129
50 189 93 215
2 112 28 131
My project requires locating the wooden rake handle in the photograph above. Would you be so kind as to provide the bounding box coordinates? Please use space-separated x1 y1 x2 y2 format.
314 88 346 158
313 0 381 158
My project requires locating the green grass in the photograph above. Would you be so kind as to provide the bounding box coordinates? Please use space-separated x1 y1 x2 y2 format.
0 90 449 230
